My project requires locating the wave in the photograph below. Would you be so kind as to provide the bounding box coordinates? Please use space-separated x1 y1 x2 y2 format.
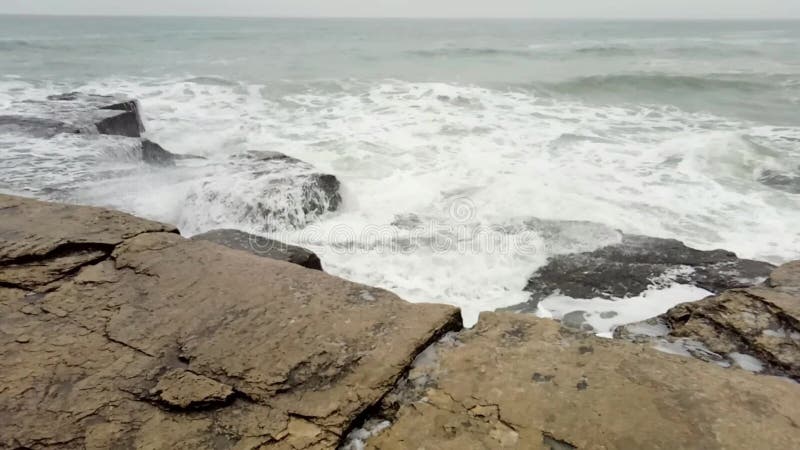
545 73 775 95
573 45 637 56
183 76 240 87
408 47 532 58
0 39 53 51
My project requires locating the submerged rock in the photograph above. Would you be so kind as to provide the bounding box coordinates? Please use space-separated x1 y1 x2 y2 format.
362 312 800 450
192 228 323 270
140 139 177 166
0 193 461 449
506 233 775 313
0 115 79 138
182 151 342 233
617 261 800 381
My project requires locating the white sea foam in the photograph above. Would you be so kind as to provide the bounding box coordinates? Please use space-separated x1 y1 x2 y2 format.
729 352 765 373
1 77 799 326
537 283 713 337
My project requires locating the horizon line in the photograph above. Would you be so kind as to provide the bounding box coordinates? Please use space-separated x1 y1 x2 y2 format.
1 13 800 21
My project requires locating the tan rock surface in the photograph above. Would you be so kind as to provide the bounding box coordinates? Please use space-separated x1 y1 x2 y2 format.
617 261 800 380
0 194 176 291
0 194 462 449
366 313 800 450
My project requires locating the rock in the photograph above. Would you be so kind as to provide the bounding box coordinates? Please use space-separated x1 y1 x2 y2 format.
183 151 342 233
149 369 235 409
0 193 461 449
363 312 800 450
617 261 800 381
23 92 146 138
0 115 79 138
560 310 594 332
140 139 177 166
94 108 143 137
506 233 775 313
192 229 323 270
0 194 177 291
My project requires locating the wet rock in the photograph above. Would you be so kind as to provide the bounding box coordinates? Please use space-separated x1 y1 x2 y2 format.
94 108 143 137
617 261 800 381
3 92 145 138
560 310 594 332
183 151 342 233
140 139 177 166
365 312 800 450
0 115 79 138
192 228 323 270
506 233 775 313
0 193 461 449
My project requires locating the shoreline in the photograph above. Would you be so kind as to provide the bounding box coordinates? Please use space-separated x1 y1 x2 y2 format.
2 192 800 448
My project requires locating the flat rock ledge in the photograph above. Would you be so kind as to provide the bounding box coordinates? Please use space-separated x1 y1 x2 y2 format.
359 313 800 449
616 261 800 381
2 194 800 450
0 194 461 449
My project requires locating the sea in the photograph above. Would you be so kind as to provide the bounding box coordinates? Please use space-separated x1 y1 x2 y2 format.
2 16 799 327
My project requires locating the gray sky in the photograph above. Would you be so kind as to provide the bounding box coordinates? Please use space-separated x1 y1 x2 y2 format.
1 0 799 19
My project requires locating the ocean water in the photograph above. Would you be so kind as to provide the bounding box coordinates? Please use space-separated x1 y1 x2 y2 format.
2 16 799 326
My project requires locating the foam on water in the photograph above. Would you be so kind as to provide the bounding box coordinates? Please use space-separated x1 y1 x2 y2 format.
1 74 800 326
537 283 713 337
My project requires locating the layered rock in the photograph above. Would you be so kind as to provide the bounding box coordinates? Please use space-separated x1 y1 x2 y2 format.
361 313 800 450
0 194 460 449
616 261 800 380
192 228 323 270
1 92 145 138
506 233 775 313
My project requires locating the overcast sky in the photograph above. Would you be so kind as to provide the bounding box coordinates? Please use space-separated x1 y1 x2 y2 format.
1 0 799 19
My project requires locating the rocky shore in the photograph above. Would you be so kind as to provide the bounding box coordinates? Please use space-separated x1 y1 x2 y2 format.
2 94 800 449
2 193 800 449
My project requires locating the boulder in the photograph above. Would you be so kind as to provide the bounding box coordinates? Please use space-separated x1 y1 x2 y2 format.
192 229 323 270
616 261 800 381
182 151 342 233
506 233 775 313
358 312 800 450
0 193 461 449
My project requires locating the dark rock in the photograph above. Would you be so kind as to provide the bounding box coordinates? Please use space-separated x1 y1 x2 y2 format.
303 173 342 214
506 234 775 313
7 92 146 138
0 115 79 138
94 109 143 137
192 228 323 270
101 99 145 135
140 140 176 166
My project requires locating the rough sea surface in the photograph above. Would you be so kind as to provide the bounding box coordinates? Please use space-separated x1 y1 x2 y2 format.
2 16 799 325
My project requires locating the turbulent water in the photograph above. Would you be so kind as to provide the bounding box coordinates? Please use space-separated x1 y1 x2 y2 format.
2 16 799 325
